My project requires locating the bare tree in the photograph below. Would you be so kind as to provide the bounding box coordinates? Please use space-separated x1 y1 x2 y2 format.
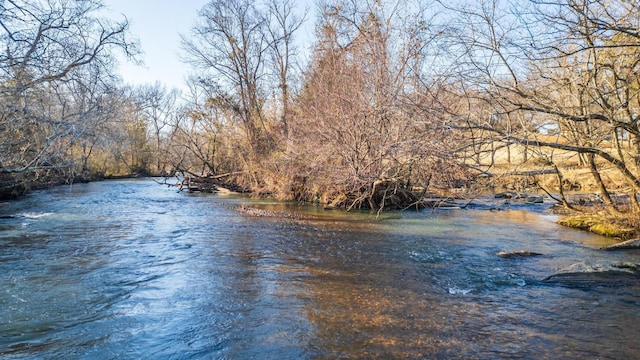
264 0 307 140
290 0 459 210
181 0 270 164
178 0 309 193
167 79 232 177
439 0 640 211
0 0 139 196
133 82 180 174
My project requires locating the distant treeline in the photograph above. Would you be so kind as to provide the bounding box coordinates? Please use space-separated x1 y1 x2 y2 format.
1 0 639 216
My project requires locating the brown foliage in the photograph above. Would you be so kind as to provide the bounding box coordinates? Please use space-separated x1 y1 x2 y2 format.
282 1 465 209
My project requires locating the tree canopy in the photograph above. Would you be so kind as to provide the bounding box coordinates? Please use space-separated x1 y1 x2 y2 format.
2 0 640 223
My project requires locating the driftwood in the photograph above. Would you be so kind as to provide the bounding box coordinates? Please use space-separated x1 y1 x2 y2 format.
179 176 215 192
462 165 557 178
176 173 246 194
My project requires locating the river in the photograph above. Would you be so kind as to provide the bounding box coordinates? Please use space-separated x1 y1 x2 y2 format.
1 179 639 359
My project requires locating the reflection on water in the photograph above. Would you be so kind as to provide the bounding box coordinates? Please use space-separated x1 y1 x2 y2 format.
1 179 639 359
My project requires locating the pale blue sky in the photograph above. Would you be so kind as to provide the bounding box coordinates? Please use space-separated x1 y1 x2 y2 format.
102 0 315 91
102 0 209 90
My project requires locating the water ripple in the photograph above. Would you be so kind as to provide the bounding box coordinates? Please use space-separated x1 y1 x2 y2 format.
1 180 640 359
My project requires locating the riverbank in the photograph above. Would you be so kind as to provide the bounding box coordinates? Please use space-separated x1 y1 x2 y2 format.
148 172 640 242
3 169 638 243
556 213 637 239
0 171 106 200
483 167 640 242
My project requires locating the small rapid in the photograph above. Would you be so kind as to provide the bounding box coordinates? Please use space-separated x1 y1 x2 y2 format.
1 179 639 359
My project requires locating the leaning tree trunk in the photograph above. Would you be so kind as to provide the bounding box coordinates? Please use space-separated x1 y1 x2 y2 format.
553 164 574 210
588 153 617 211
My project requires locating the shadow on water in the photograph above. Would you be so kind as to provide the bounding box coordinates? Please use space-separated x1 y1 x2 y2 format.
1 179 639 359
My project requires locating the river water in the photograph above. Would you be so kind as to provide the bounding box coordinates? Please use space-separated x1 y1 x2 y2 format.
1 179 639 359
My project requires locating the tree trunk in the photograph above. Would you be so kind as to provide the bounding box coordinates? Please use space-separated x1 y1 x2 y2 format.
588 153 617 211
554 164 574 210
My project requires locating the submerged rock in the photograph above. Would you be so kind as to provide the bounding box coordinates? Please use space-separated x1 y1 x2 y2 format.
541 271 640 288
234 205 303 219
497 250 543 258
525 195 544 204
493 192 545 205
611 262 640 271
602 238 640 250
541 262 640 288
495 191 519 199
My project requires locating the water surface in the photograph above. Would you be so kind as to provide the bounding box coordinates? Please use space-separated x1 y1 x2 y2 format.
1 179 639 359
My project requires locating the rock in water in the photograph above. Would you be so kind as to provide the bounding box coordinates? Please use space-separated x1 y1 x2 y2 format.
541 262 640 288
497 250 543 258
525 195 544 204
495 191 518 199
541 271 640 288
602 238 640 250
234 205 303 219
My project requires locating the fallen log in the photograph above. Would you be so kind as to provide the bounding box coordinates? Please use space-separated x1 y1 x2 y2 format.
177 174 246 194
506 168 557 176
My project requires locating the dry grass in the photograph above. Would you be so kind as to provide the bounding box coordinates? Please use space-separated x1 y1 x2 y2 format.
470 141 634 193
468 142 640 239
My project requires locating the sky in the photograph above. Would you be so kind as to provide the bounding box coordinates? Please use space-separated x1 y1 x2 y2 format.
102 0 210 91
101 0 316 92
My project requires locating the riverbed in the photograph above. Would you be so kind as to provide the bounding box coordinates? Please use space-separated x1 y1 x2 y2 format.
1 179 639 359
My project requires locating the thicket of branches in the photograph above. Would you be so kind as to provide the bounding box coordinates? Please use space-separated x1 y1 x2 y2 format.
2 0 640 217
176 0 468 210
0 0 139 197
437 0 640 213
287 1 462 209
